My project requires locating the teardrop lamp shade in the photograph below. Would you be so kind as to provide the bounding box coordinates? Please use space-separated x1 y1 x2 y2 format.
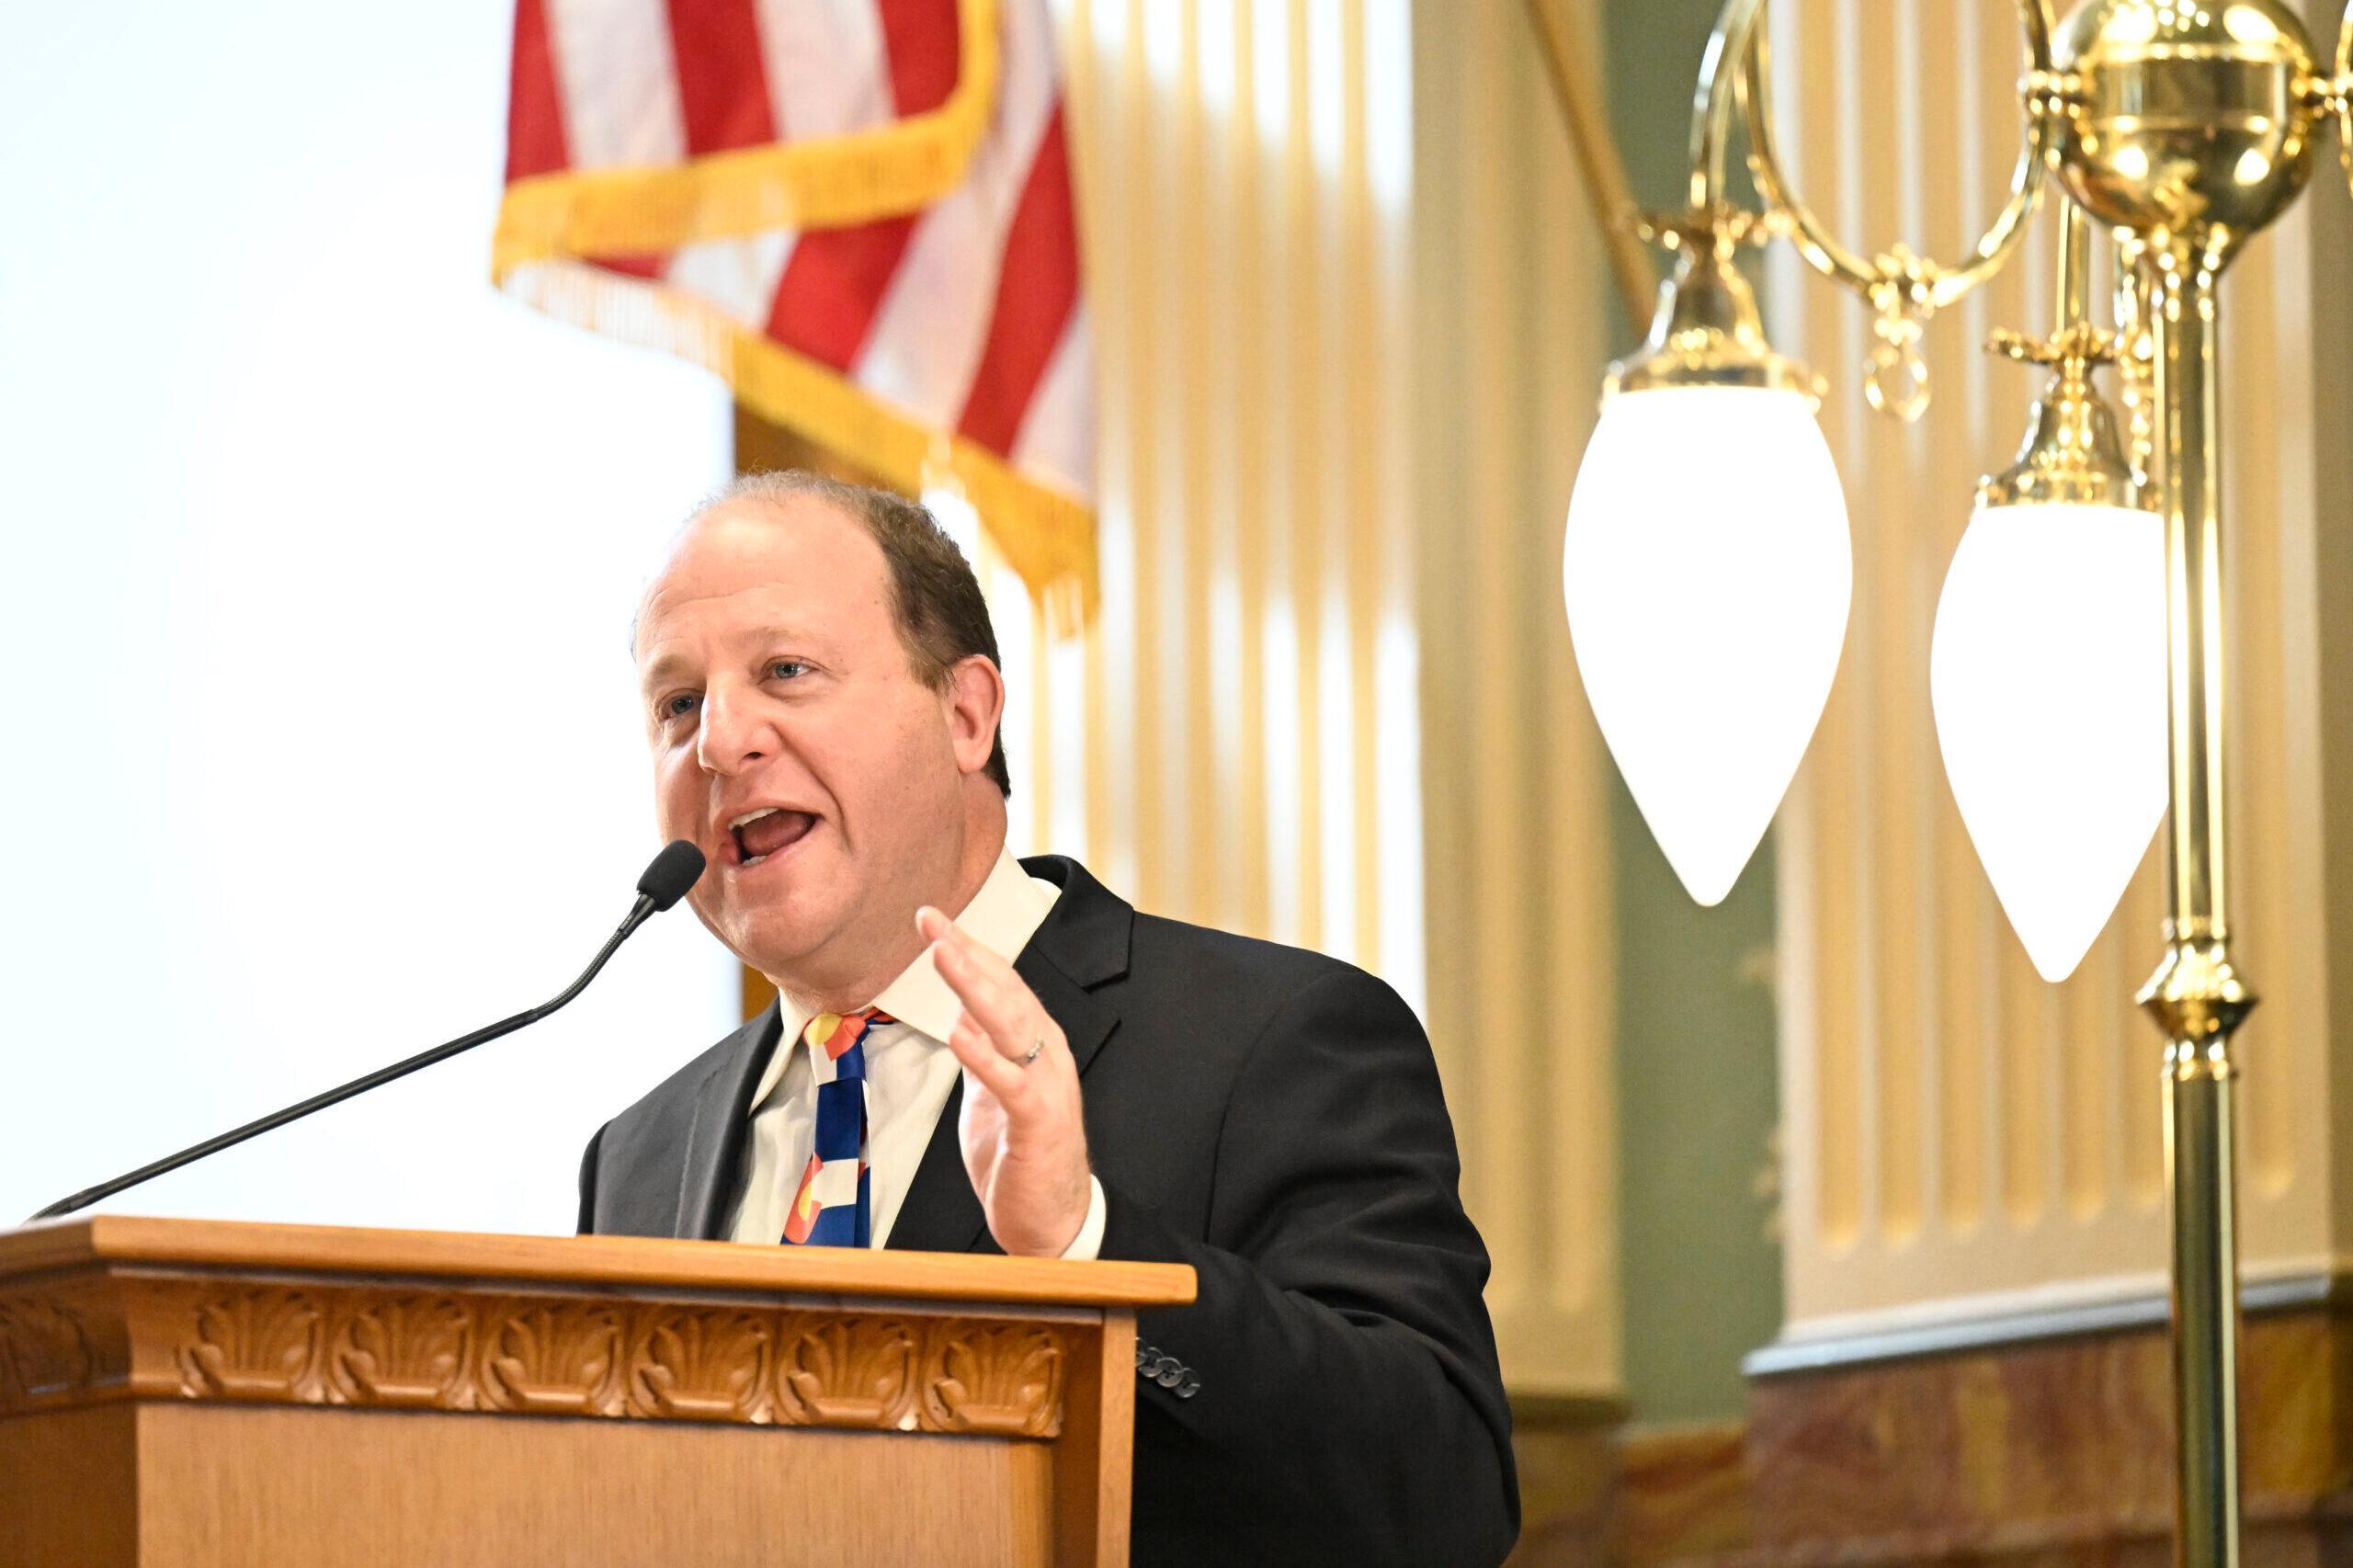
1930 499 2167 982
1563 384 1853 905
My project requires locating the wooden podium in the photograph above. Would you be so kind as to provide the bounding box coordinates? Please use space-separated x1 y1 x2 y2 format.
0 1217 1195 1567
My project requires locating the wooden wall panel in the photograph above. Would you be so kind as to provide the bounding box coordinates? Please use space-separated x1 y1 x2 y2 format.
1410 0 1619 1395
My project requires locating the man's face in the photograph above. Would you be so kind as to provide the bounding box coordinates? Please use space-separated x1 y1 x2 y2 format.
635 497 982 987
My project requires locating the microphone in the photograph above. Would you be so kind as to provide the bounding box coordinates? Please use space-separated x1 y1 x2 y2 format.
625 837 708 929
27 840 708 1223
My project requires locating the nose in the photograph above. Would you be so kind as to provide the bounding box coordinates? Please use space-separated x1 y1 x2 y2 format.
694 678 777 777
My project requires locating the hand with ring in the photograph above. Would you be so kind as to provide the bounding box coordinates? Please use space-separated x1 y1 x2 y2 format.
916 905 1094 1256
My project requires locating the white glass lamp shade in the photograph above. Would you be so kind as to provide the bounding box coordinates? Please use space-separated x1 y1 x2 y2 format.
1563 385 1853 905
1930 500 2166 983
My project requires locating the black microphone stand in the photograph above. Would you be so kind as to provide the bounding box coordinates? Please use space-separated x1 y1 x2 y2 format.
27 881 681 1223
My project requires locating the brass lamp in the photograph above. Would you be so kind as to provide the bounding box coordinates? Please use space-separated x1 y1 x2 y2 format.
1931 201 2167 983
1562 20 1849 909
1563 0 2351 1560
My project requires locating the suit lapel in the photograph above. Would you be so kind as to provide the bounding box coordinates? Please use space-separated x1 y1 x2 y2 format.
675 1002 782 1241
1023 946 1120 1076
882 1074 989 1254
883 857 1131 1255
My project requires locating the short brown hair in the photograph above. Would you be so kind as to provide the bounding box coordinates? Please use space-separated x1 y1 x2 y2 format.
708 471 1011 797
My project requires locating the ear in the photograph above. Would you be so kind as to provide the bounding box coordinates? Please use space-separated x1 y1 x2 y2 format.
941 653 1006 778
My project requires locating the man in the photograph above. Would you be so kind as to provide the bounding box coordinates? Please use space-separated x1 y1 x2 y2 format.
579 472 1517 1565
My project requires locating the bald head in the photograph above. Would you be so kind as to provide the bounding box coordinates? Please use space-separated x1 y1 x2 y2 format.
643 472 1010 796
631 470 1014 1007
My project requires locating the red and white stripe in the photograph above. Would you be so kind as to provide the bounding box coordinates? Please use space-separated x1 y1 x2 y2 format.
505 0 1094 499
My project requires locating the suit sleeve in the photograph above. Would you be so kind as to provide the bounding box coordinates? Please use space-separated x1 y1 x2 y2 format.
575 1122 607 1236
1097 969 1518 1568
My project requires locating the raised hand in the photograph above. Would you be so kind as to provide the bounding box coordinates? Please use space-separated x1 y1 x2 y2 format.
915 905 1094 1257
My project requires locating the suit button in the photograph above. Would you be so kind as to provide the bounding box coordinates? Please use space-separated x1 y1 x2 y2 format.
1176 1372 1201 1399
1154 1363 1186 1389
1134 1343 1154 1371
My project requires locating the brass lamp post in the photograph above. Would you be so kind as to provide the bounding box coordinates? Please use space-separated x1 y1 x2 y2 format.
1566 0 2352 1560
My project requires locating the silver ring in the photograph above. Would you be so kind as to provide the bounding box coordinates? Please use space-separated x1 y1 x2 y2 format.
1021 1038 1045 1066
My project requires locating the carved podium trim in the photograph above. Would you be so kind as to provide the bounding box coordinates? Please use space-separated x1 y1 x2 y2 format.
0 1278 1070 1437
0 1215 1195 1445
0 1293 100 1408
0 1219 1189 1568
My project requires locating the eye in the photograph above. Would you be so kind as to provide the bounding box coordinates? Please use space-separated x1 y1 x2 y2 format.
657 691 700 722
768 660 810 681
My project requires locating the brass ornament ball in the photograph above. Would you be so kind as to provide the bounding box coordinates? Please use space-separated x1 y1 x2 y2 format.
2051 0 2321 261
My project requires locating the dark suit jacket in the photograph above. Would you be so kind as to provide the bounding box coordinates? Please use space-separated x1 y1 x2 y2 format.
577 855 1518 1566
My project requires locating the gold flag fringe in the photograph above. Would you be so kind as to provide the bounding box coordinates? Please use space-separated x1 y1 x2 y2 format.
499 260 1097 634
494 0 998 272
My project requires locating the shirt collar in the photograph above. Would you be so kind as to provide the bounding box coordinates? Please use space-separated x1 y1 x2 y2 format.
756 846 1062 1096
871 846 1060 1042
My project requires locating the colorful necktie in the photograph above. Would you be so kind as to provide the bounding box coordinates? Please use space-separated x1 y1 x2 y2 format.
781 1007 889 1247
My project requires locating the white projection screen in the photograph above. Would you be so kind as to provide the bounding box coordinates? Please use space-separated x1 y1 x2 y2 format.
0 0 744 1233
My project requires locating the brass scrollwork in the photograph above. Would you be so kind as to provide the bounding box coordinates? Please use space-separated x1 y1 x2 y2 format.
1676 0 2061 419
1861 247 1938 422
1865 301 1929 423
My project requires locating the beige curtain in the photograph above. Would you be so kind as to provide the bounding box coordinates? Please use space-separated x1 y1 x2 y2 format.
949 0 1624 1397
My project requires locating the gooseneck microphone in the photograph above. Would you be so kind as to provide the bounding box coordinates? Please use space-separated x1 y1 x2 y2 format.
26 840 708 1223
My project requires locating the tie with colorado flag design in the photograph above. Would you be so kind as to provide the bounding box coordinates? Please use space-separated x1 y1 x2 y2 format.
780 1007 891 1247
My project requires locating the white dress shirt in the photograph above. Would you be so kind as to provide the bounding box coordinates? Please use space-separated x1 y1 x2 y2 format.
723 847 1108 1259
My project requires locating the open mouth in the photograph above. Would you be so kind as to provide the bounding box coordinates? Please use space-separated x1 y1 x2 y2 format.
728 806 818 869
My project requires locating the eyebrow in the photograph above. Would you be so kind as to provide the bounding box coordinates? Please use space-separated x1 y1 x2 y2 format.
638 651 692 692
637 625 826 691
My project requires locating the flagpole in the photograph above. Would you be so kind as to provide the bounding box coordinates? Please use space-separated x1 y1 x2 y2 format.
1523 0 1657 327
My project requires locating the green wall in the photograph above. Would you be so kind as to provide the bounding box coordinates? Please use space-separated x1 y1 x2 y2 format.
1599 0 1785 1429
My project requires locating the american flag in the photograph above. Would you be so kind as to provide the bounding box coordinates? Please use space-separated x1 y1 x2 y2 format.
494 0 1096 618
